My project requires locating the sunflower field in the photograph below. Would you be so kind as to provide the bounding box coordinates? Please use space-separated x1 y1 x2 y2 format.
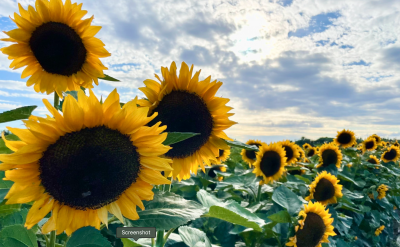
1 1 400 247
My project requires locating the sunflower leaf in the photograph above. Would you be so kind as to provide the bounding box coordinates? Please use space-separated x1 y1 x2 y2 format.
163 132 200 146
66 226 111 247
178 226 212 247
126 192 205 231
0 106 37 124
267 210 292 223
99 74 120 82
0 225 37 247
0 172 13 203
271 185 303 215
224 140 259 151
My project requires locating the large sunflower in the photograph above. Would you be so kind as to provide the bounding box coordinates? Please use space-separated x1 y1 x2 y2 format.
316 143 342 169
137 61 236 181
333 129 356 148
278 140 300 165
286 201 336 247
241 140 263 166
212 148 231 165
305 171 343 205
362 137 378 153
381 146 400 163
253 142 287 184
0 0 110 97
0 89 172 235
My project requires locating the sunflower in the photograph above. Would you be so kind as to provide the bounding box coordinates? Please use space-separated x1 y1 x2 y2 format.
286 201 336 247
297 146 306 161
316 143 342 169
377 184 389 200
306 147 317 157
208 165 226 179
303 143 312 150
288 165 306 176
305 171 342 205
367 155 380 169
0 89 173 235
212 148 231 165
253 142 287 184
375 225 385 236
0 0 110 97
381 146 400 163
393 141 399 147
241 140 263 166
361 137 377 153
278 140 300 165
333 129 356 148
137 62 236 181
369 134 381 145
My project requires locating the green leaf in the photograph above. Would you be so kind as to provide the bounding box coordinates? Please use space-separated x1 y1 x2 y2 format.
294 175 310 184
0 225 37 247
197 190 222 208
0 171 13 203
99 74 120 82
0 204 20 217
178 226 211 247
0 209 28 230
66 226 111 247
163 132 200 146
64 91 78 100
271 185 303 215
202 200 264 232
120 239 142 247
0 106 37 124
267 210 292 223
127 192 204 231
224 140 259 151
317 164 338 176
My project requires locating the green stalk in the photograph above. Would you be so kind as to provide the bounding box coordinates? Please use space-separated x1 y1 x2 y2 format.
49 231 56 247
163 228 176 243
257 184 262 202
155 230 164 247
54 93 59 109
169 177 173 192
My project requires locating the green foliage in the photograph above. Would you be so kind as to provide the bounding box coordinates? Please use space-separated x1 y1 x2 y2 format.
0 106 37 124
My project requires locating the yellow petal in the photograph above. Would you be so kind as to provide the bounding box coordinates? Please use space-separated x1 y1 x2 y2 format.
139 168 171 185
107 202 124 224
63 94 84 132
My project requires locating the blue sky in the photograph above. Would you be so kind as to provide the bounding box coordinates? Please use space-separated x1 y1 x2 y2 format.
1 0 400 143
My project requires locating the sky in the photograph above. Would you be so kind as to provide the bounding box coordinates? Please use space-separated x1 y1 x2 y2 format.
1 0 400 143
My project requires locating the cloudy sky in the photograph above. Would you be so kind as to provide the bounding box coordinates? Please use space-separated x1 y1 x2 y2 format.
0 0 400 143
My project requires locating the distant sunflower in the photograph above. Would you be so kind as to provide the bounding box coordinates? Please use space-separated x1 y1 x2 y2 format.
305 171 343 205
253 142 287 184
362 137 377 153
375 225 385 236
381 141 387 147
334 129 356 148
370 134 381 145
0 89 172 235
377 184 389 200
306 147 317 157
286 201 336 247
393 141 399 147
241 140 263 166
0 0 110 97
303 143 312 150
278 140 300 165
137 62 236 181
316 143 342 169
367 155 380 169
288 165 306 175
381 146 400 163
208 165 226 179
296 146 306 161
212 148 231 165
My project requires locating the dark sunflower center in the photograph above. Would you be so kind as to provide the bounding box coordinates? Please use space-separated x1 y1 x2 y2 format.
365 141 375 150
260 151 282 177
307 149 315 157
218 149 225 158
313 178 335 202
383 149 397 161
337 133 352 145
208 166 221 178
321 149 338 167
29 22 87 76
283 145 294 161
367 158 378 164
373 136 380 143
296 212 326 247
148 90 213 159
39 126 141 210
245 143 261 160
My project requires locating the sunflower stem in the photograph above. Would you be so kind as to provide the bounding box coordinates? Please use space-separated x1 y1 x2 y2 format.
169 177 173 192
49 230 56 247
54 93 60 109
256 184 262 203
163 227 176 243
155 230 164 247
